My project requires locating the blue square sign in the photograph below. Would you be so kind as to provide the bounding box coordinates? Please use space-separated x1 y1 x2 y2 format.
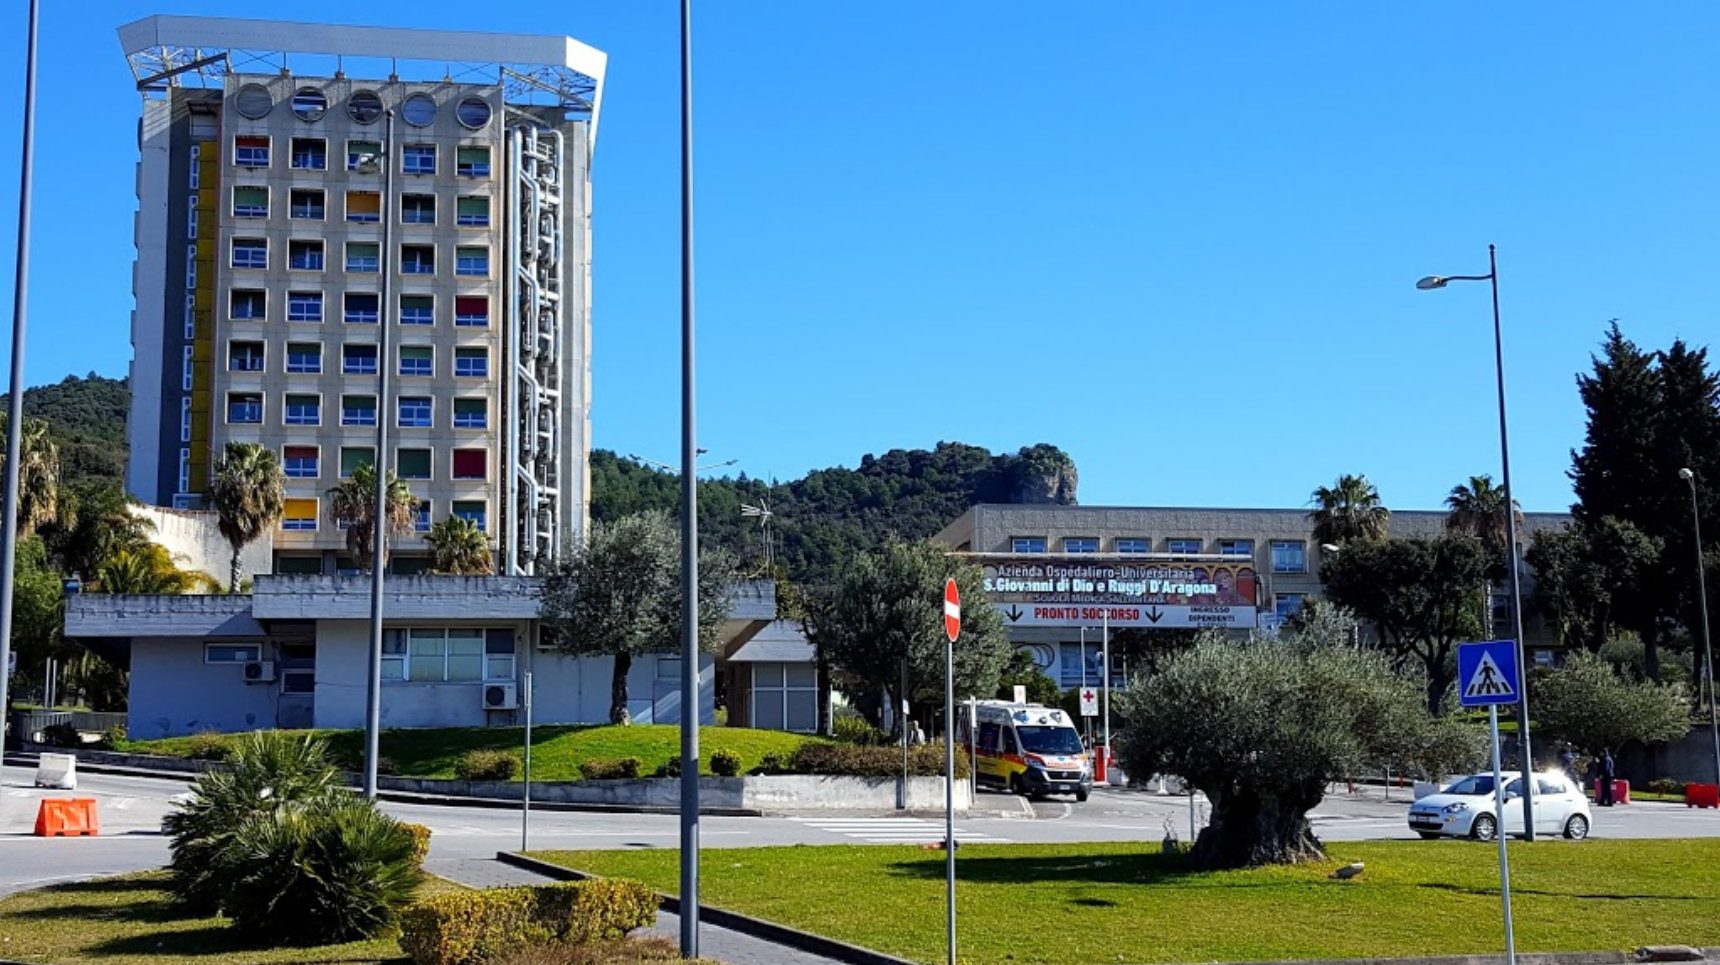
1457 640 1521 708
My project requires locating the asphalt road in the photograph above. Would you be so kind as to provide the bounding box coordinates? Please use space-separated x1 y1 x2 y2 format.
6 763 1720 898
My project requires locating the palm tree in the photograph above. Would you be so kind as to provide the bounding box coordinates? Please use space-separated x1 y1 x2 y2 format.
95 543 221 594
40 482 153 583
1308 474 1390 547
208 442 285 593
1444 474 1524 563
326 464 414 573
425 516 494 575
0 414 61 536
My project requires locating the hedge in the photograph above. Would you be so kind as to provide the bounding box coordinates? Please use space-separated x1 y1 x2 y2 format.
786 740 970 778
578 757 641 781
454 749 520 782
402 822 433 868
398 879 656 965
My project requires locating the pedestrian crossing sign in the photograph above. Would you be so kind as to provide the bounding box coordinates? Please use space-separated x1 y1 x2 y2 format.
1458 640 1521 707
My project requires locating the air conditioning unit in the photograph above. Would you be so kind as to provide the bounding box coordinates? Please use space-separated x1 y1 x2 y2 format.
243 660 276 683
483 683 518 710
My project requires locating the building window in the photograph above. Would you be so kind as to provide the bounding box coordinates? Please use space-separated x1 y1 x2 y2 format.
290 137 327 170
456 146 491 177
451 448 487 481
398 396 432 428
1011 537 1047 553
401 194 436 225
1116 538 1150 554
177 448 191 492
1064 537 1099 553
205 643 262 664
400 294 434 325
1219 539 1254 556
453 500 487 532
397 448 432 480
283 445 319 479
342 343 378 375
399 346 433 377
341 395 377 427
340 446 375 478
187 197 199 237
453 347 488 378
346 242 379 273
1274 593 1307 619
287 291 323 323
412 499 432 534
180 398 192 442
453 397 488 429
232 185 268 218
346 190 381 222
289 240 325 271
227 392 263 424
401 245 434 275
388 627 492 683
454 296 488 327
289 188 325 220
228 340 265 372
234 135 269 168
1271 540 1307 574
285 342 321 374
1167 538 1203 555
344 292 380 325
182 346 194 390
282 498 318 532
750 661 818 733
283 394 321 426
230 289 266 320
291 88 328 121
454 246 489 277
403 144 437 175
231 238 267 269
347 139 381 171
456 195 490 226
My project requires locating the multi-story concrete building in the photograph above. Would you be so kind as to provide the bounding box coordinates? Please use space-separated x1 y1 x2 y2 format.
934 503 1572 689
118 16 602 575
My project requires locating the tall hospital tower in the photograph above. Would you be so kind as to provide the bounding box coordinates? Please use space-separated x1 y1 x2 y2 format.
117 16 603 576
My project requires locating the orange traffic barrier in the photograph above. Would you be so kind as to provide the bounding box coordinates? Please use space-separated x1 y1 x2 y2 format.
33 798 100 837
1687 783 1720 809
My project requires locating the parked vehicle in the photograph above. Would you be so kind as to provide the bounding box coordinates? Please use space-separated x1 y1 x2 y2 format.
1406 770 1591 841
957 700 1092 801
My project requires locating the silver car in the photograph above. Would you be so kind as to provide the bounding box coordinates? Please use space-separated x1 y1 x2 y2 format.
1406 770 1592 841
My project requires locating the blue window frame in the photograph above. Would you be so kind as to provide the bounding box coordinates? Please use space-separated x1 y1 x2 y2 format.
1219 539 1254 556
232 186 268 218
452 398 487 429
1167 538 1203 554
400 295 434 325
401 246 434 275
285 344 321 374
287 292 323 323
289 189 325 220
231 290 266 319
342 344 378 375
346 242 378 273
341 396 377 427
1274 593 1306 619
289 241 324 271
452 500 486 532
1271 540 1307 574
397 396 432 428
344 292 379 324
454 247 488 277
453 348 487 378
413 500 432 534
347 140 381 171
403 144 436 175
228 341 264 372
284 394 320 426
401 195 435 224
234 136 269 167
1011 537 1047 553
290 138 327 170
283 446 319 479
454 296 487 327
232 239 267 269
399 347 433 378
1116 538 1150 554
1064 537 1099 553
227 393 262 424
456 147 491 177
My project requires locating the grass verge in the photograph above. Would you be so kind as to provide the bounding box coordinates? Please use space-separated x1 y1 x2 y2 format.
120 724 821 781
531 838 1720 965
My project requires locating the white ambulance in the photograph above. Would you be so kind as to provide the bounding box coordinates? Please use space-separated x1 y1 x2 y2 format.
957 700 1092 802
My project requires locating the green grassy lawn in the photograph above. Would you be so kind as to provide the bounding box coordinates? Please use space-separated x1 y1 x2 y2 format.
120 724 821 782
532 839 1720 965
0 871 462 965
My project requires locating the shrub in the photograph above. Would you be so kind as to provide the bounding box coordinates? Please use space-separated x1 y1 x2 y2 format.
830 714 884 746
225 797 423 945
788 741 969 778
1646 777 1685 796
38 722 82 748
654 756 682 779
402 822 433 868
95 724 126 750
183 730 232 761
399 879 656 965
579 757 641 781
709 749 742 777
455 749 520 782
748 753 788 776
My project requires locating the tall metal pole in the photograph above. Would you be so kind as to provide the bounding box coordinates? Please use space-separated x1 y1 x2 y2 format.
1488 245 1535 840
521 669 533 851
1488 703 1518 965
944 628 955 965
678 0 701 955
0 0 41 748
1682 471 1720 785
362 110 397 800
1102 611 1111 784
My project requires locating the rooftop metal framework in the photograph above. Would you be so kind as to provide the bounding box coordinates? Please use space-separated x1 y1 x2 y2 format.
117 14 606 135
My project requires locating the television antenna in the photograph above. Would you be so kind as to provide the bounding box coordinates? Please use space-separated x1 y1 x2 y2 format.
740 500 776 569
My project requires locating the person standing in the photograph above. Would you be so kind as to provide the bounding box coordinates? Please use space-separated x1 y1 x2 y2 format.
1559 742 1579 786
1597 748 1617 807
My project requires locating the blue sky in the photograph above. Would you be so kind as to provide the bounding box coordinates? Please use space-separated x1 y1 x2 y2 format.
0 2 1714 513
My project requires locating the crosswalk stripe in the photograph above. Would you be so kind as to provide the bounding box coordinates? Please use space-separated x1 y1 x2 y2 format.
790 816 1009 844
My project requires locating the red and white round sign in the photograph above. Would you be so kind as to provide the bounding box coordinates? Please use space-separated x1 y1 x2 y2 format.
943 578 961 642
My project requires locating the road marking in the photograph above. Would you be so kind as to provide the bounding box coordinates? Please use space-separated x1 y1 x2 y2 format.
789 817 1009 844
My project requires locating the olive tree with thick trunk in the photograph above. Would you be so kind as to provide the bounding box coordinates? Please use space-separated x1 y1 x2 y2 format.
1116 628 1482 870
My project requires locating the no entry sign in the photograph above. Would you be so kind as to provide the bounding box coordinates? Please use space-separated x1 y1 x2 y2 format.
944 578 961 642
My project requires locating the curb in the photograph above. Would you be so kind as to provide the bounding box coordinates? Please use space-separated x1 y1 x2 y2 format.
1228 952 1718 965
494 851 917 965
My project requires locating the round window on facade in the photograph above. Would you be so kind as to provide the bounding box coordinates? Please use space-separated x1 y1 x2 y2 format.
455 96 492 130
401 93 438 127
347 90 384 124
291 87 328 121
234 83 273 119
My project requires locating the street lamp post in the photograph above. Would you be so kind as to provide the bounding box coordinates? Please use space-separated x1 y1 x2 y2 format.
361 109 397 800
1416 245 1537 840
678 0 701 956
1678 468 1720 785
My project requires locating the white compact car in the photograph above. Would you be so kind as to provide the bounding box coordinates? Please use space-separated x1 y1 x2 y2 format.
1406 770 1591 841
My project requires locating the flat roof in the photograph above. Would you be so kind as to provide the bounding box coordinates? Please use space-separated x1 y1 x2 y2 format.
118 14 606 135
